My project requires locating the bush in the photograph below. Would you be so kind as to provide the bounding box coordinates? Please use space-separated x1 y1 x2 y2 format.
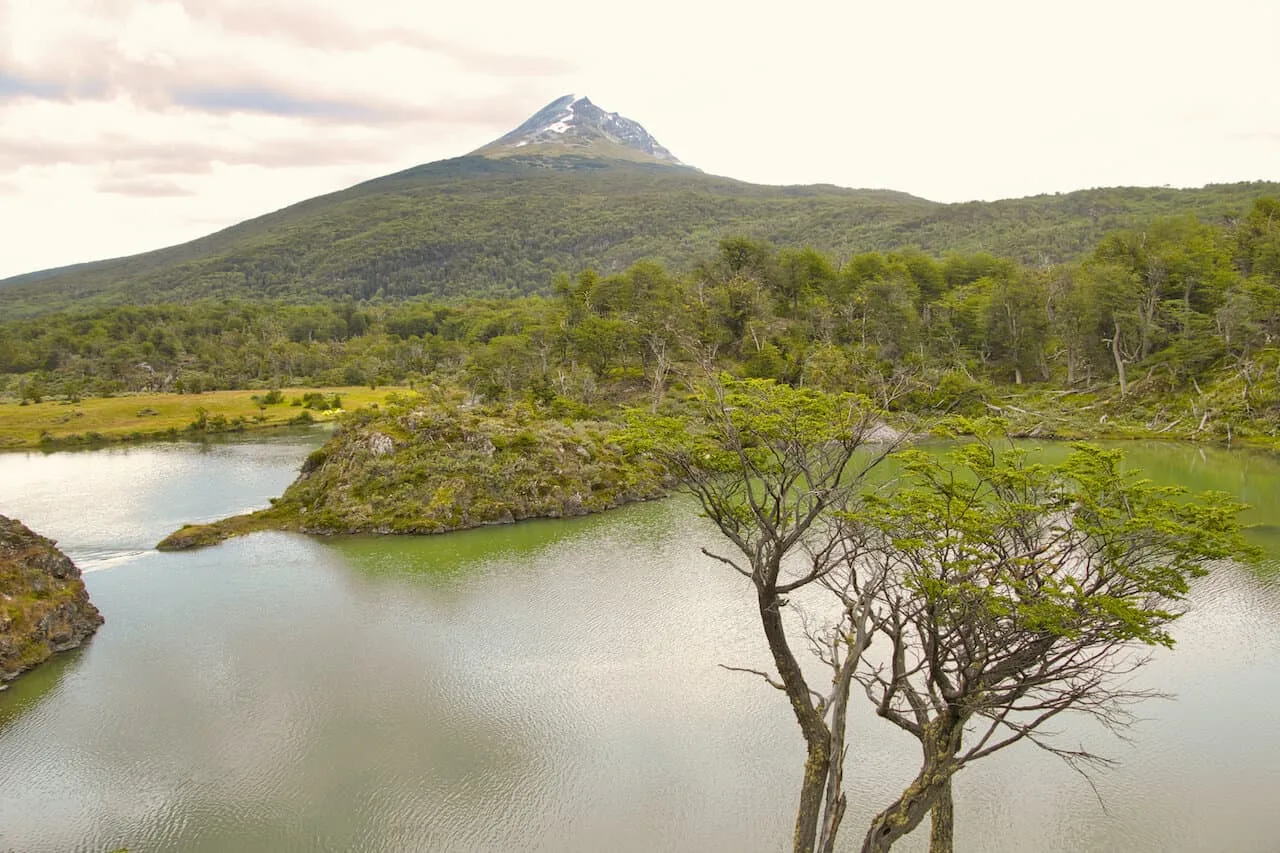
253 388 285 405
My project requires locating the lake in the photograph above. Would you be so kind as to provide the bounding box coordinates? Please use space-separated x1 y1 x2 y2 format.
2 432 1279 852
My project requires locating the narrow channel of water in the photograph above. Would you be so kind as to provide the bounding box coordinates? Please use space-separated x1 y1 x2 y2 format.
1 434 1278 852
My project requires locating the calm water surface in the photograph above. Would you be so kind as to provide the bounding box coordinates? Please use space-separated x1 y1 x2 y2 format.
1 433 1279 852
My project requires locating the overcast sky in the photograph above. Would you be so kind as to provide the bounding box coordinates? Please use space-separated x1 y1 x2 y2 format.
2 0 1278 279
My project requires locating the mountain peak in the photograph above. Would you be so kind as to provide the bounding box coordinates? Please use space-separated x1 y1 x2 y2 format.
473 95 683 165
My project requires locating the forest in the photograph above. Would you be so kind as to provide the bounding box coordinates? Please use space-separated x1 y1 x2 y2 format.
0 158 1275 315
3 196 1279 446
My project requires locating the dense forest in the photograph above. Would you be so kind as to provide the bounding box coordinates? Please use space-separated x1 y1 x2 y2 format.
1 154 1275 316
3 195 1279 445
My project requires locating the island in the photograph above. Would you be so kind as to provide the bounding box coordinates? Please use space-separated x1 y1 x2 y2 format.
157 395 671 550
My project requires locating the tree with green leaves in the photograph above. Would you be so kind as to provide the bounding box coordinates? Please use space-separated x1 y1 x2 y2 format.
852 435 1255 853
621 377 901 853
982 270 1049 385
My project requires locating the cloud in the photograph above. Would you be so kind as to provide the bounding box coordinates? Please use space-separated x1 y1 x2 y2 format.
1 0 574 128
97 177 195 197
171 85 394 122
0 71 63 100
0 125 407 175
1236 129 1280 144
176 1 575 76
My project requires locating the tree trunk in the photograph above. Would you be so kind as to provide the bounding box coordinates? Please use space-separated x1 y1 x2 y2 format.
1111 320 1128 397
757 583 832 853
817 653 858 853
795 743 832 853
860 771 943 853
861 718 960 853
928 776 954 853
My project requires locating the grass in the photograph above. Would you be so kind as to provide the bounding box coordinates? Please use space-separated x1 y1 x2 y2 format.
0 386 403 449
156 510 285 551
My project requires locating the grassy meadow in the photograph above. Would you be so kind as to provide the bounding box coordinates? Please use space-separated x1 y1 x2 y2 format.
0 387 401 449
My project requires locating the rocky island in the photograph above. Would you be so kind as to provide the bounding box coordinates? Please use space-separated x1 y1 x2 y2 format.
1 515 103 685
158 395 671 550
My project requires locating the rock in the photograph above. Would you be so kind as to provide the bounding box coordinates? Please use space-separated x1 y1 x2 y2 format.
366 431 395 457
0 515 103 683
864 422 906 444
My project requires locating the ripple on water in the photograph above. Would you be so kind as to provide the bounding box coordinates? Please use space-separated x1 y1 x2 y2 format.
5 443 1280 852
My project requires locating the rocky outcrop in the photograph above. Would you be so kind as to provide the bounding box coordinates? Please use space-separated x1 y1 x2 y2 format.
0 515 103 685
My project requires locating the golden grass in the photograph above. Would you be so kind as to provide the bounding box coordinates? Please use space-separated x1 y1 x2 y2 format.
0 387 404 449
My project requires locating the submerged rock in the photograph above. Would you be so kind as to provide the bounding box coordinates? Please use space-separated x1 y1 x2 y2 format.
0 515 103 684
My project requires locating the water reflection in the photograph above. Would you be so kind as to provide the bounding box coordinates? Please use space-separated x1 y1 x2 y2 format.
0 437 1278 852
0 646 84 734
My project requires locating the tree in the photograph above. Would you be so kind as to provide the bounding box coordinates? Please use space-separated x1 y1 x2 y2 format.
851 435 1255 853
621 378 901 853
982 270 1049 385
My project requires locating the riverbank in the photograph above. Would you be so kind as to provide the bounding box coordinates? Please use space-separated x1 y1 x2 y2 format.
0 386 401 449
969 385 1280 453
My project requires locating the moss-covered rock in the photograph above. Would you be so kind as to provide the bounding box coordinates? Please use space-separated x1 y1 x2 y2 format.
158 397 672 549
0 515 103 684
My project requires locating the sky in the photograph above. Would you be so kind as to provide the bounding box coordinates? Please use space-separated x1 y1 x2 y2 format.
1 0 1278 280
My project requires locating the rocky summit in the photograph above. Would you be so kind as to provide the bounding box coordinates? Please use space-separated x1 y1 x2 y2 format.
473 94 683 164
0 515 103 685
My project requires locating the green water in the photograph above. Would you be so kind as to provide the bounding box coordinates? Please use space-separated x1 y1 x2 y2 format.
1 434 1279 852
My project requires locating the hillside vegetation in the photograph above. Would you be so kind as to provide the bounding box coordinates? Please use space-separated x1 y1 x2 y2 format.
2 153 1275 315
4 192 1280 453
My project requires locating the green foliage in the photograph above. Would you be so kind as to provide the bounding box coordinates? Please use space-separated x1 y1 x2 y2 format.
253 389 285 405
621 377 887 550
5 196 1280 450
851 437 1257 850
864 440 1254 645
1 152 1274 317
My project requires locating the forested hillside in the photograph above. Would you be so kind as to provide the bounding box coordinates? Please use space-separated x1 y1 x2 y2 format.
4 197 1279 446
1 151 1274 316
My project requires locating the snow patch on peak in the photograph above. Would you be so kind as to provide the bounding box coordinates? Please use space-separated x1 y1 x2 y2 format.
478 94 684 165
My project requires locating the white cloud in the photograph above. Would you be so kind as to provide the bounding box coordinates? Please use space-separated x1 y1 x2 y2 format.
1 0 1278 278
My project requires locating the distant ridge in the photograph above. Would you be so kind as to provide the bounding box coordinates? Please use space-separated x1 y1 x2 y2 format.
0 91 1276 316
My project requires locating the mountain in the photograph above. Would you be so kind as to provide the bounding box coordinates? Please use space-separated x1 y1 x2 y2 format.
472 94 682 165
1 94 1277 316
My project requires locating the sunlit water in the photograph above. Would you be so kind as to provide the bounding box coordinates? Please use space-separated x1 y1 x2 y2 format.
2 433 1279 852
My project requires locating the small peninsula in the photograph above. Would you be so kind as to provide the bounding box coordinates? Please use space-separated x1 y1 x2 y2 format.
158 396 671 550
1 515 103 685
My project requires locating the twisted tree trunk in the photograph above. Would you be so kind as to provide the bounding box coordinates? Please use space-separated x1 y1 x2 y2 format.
861 717 961 853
